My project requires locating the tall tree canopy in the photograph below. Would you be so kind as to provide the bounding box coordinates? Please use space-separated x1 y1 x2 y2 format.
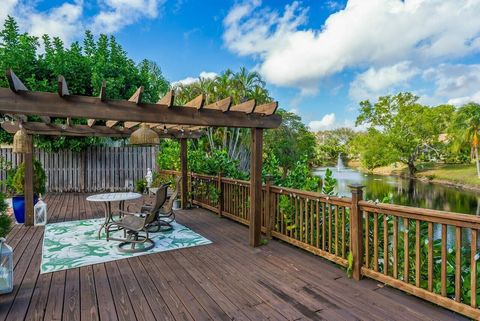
173 68 273 171
0 16 169 151
355 92 454 175
449 102 480 178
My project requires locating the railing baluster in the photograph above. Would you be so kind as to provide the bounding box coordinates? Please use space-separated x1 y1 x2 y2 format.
365 212 370 268
404 218 409 283
384 214 389 275
322 201 326 250
471 228 477 308
428 222 433 292
300 198 304 242
342 207 346 258
374 213 378 272
415 220 420 287
441 224 447 296
334 205 338 255
310 200 314 245
316 200 320 248
455 226 462 302
328 201 332 252
393 216 398 279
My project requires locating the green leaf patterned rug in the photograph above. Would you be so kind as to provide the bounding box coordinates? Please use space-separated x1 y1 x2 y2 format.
41 218 212 274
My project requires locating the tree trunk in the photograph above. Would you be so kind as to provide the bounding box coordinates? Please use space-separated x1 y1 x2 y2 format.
282 167 288 180
475 145 480 178
407 159 417 177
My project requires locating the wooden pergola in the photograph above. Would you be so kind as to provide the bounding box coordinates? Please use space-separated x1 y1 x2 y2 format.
0 70 281 246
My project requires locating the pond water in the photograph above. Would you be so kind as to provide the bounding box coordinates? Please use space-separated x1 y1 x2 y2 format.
313 167 480 216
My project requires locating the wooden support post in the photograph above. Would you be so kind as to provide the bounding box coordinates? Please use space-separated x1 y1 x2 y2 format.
265 175 273 239
24 135 34 226
349 184 364 281
180 138 188 210
249 128 263 247
217 172 223 217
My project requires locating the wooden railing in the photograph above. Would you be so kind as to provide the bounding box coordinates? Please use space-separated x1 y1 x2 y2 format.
159 170 480 319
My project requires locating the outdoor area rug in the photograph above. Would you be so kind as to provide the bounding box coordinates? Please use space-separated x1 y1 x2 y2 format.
40 217 212 273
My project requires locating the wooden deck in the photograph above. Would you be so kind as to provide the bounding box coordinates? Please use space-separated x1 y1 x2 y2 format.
0 193 469 321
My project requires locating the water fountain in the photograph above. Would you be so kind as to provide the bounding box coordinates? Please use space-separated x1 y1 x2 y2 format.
337 153 345 172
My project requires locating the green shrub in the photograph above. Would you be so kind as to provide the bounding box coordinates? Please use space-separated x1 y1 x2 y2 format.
11 160 46 195
135 179 147 193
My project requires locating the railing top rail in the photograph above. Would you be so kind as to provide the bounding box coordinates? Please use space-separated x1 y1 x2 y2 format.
360 200 480 228
270 185 352 206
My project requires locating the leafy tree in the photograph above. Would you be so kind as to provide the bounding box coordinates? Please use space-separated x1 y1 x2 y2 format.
315 128 356 165
356 92 454 175
264 109 317 178
450 102 480 178
351 129 398 171
0 16 169 151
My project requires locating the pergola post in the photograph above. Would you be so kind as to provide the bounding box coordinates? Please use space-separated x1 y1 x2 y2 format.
24 135 34 226
180 138 188 209
249 128 263 247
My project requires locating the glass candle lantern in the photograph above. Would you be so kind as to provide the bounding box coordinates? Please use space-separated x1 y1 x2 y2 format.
34 196 47 226
0 239 13 294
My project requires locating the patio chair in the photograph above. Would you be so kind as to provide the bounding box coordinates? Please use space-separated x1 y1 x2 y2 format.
141 176 181 231
105 184 169 253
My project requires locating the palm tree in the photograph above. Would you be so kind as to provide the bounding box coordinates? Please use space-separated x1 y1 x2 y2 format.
451 102 480 178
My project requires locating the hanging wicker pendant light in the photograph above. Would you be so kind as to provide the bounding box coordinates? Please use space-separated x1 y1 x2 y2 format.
12 125 31 153
129 123 160 145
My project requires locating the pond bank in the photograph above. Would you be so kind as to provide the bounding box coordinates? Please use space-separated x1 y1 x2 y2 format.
347 160 480 193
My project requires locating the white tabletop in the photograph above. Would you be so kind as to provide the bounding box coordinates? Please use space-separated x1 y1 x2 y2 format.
86 192 142 202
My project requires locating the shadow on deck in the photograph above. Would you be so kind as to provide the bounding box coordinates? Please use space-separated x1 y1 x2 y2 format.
0 193 468 321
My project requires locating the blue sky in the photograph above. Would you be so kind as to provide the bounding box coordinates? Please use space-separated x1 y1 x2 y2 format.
3 0 480 131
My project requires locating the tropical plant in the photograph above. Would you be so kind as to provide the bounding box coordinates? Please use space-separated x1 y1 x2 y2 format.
173 67 273 171
450 102 480 178
321 168 337 196
10 160 46 195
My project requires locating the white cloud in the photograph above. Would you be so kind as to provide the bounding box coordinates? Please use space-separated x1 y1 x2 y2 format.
349 61 419 101
0 0 165 44
223 0 480 92
308 113 336 131
91 0 165 34
172 71 218 87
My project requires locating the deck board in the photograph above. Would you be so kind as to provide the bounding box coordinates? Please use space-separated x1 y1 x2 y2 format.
1 193 469 321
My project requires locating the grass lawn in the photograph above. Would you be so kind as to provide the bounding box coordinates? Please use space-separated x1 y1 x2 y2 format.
415 163 480 187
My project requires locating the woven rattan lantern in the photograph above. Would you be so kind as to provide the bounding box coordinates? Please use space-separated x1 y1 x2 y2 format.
129 123 160 146
12 126 31 153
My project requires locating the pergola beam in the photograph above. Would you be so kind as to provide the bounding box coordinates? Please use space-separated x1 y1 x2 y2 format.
0 88 281 129
1 121 204 138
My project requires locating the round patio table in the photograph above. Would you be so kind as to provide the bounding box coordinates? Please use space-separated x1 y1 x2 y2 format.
86 192 142 239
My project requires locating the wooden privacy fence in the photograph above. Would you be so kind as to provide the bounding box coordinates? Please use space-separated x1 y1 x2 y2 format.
158 169 480 319
0 146 157 192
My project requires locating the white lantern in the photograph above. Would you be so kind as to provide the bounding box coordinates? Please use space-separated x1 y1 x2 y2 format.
34 196 47 226
0 238 13 294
